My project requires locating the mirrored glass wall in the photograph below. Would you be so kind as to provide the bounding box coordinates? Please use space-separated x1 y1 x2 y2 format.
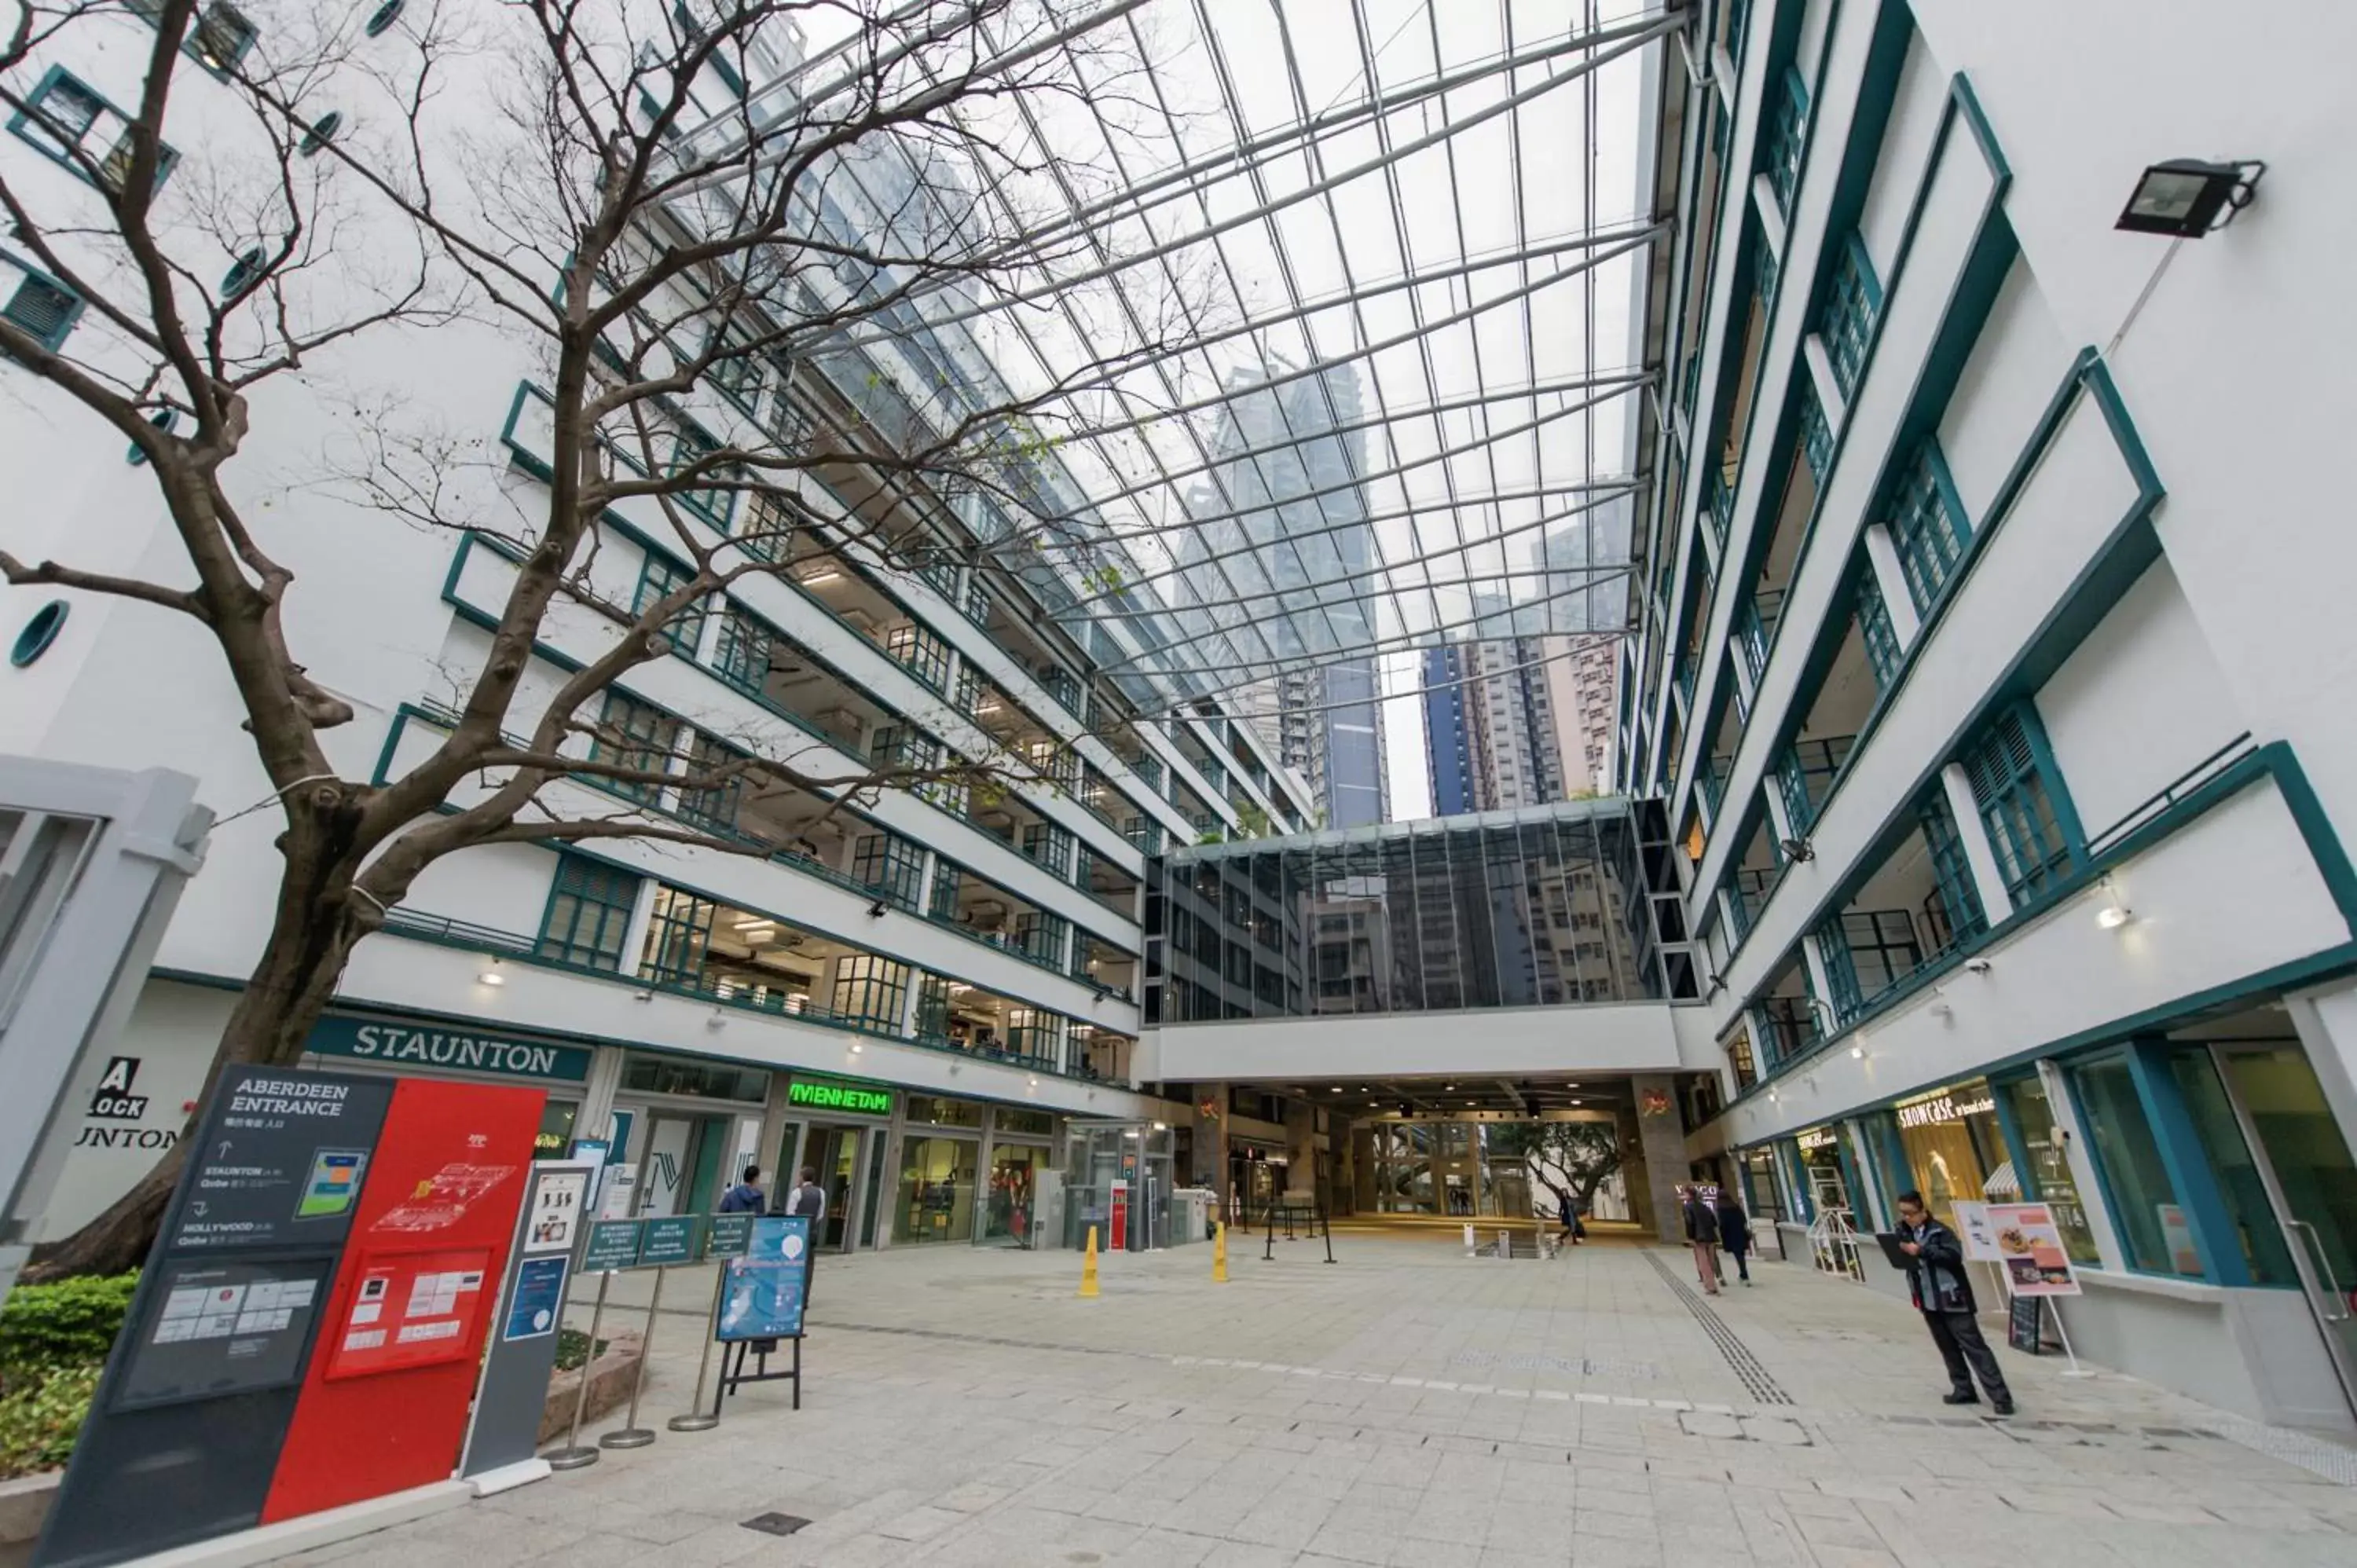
1146 799 1697 1021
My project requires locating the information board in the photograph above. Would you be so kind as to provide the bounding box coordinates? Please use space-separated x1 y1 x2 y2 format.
110 1255 339 1412
581 1218 643 1272
706 1213 754 1258
170 1075 395 1252
640 1215 701 1266
1985 1203 2081 1296
502 1256 569 1343
717 1215 812 1342
321 1247 492 1379
522 1167 589 1255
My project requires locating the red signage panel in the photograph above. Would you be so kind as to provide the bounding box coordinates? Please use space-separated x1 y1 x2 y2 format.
261 1078 543 1522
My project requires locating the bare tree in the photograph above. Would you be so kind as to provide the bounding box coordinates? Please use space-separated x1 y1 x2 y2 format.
0 0 1197 1277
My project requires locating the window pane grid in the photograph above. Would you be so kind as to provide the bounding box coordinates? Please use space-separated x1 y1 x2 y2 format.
536 855 641 969
1963 708 2077 903
1888 445 1970 614
1763 68 1809 214
852 832 926 910
633 551 708 653
590 691 677 803
1798 383 1832 481
1818 239 1878 395
1856 571 1904 690
1918 793 1988 953
831 954 908 1031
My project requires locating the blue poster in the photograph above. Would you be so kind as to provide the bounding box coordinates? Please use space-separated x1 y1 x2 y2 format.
503 1255 569 1342
716 1215 812 1342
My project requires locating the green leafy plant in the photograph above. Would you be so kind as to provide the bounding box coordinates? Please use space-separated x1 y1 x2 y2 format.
0 1273 137 1382
0 1363 102 1477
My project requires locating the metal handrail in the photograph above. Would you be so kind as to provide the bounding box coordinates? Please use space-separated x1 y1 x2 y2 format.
2084 732 2256 856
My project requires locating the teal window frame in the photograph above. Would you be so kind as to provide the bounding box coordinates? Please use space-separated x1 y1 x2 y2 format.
884 622 950 691
1797 380 1832 481
1015 909 1069 966
851 832 926 911
733 491 792 564
706 318 764 416
536 853 642 969
712 609 775 690
590 689 677 804
658 409 735 526
632 549 708 654
1005 1006 1067 1065
9 67 178 194
1813 917 1864 1025
1816 234 1882 397
1917 791 1988 954
127 2 258 81
2 250 86 352
1886 442 1972 615
830 954 908 1032
1761 66 1809 215
1959 702 2084 907
674 731 745 833
639 884 716 986
1021 822 1074 879
1854 568 1903 691
927 859 963 921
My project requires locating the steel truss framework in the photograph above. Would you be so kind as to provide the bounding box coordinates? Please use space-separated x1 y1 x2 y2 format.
691 1 1670 718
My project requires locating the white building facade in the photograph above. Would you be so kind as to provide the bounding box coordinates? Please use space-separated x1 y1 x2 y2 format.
1624 0 2357 1432
0 2 1312 1255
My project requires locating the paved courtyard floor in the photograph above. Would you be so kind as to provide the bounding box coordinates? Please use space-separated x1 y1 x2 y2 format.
281 1233 2357 1568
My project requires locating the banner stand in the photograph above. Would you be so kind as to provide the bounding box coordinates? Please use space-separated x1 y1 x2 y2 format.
542 1271 610 1471
667 1262 726 1433
599 1266 665 1449
717 1335 804 1412
2047 1298 2094 1377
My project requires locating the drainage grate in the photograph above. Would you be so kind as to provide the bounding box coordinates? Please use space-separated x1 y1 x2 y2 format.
1641 1251 1794 1406
740 1513 812 1536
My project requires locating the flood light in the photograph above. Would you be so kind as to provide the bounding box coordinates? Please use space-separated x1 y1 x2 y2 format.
2116 159 2264 236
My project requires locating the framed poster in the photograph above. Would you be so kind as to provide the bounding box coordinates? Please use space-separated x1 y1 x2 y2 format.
522 1167 590 1255
1950 1200 2003 1261
1984 1203 2080 1296
717 1215 813 1342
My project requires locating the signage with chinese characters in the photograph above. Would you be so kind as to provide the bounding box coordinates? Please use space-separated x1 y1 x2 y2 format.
786 1076 893 1116
1895 1091 1996 1130
306 1014 593 1083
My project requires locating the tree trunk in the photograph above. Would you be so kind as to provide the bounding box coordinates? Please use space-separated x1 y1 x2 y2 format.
22 827 369 1282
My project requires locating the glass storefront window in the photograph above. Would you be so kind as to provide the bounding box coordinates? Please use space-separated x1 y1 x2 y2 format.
995 1108 1054 1137
1997 1075 2099 1263
2070 1055 2192 1276
984 1143 1042 1245
1795 1127 1850 1215
895 1134 977 1244
2168 1050 2298 1286
1892 1081 2000 1228
620 1054 768 1101
534 1099 577 1160
904 1094 983 1129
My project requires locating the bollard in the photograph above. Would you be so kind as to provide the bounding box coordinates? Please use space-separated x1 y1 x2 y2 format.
667 1259 725 1432
1462 1223 1475 1255
1212 1221 1229 1284
1079 1224 1101 1298
544 1270 611 1470
600 1265 666 1448
1497 1228 1510 1260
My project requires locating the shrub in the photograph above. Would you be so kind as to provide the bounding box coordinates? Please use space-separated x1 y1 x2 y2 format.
0 1273 138 1383
0 1363 101 1478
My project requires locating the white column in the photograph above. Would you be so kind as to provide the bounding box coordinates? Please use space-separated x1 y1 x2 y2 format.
576 1044 627 1145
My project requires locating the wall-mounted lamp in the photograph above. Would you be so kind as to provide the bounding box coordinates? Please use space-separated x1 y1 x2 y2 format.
849 1040 863 1053
631 988 653 1002
706 1009 726 1029
1028 1075 1039 1087
867 899 889 918
2116 158 2265 236
1781 837 1815 863
478 958 505 987
1965 958 1992 975
1848 1044 1864 1060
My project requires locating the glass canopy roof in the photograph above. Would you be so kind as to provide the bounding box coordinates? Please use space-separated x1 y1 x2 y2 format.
693 1 1671 717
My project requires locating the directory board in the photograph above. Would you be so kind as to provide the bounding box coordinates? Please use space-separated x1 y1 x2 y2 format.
109 1255 338 1412
169 1075 394 1252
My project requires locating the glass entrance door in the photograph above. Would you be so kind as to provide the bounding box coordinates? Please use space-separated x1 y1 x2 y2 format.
2216 1046 2357 1420
808 1125 861 1251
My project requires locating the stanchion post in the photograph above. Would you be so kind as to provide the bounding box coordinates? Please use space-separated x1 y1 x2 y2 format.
1262 1207 1275 1262
668 1258 726 1431
599 1265 666 1448
543 1270 611 1469
1321 1204 1334 1265
1079 1224 1101 1298
1212 1222 1229 1283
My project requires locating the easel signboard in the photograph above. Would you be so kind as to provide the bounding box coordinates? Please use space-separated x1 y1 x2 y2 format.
711 1214 815 1412
1981 1202 2088 1371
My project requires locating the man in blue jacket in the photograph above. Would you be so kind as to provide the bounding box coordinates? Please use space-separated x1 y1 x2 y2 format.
718 1163 766 1214
1896 1190 2014 1416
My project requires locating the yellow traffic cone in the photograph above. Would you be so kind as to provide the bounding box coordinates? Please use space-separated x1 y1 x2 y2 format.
1212 1221 1229 1283
1079 1224 1101 1298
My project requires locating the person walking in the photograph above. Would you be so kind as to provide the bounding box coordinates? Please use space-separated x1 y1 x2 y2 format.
1680 1185 1721 1294
1556 1189 1582 1245
1714 1187 1753 1284
1895 1190 2014 1416
717 1163 765 1213
782 1165 827 1223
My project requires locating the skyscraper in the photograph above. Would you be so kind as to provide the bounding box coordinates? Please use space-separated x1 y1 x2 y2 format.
1420 636 1571 811
1178 364 1389 826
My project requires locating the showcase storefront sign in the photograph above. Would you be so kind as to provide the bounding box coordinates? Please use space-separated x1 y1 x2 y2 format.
1896 1091 1995 1130
306 1014 593 1083
787 1076 893 1116
1797 1127 1839 1152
